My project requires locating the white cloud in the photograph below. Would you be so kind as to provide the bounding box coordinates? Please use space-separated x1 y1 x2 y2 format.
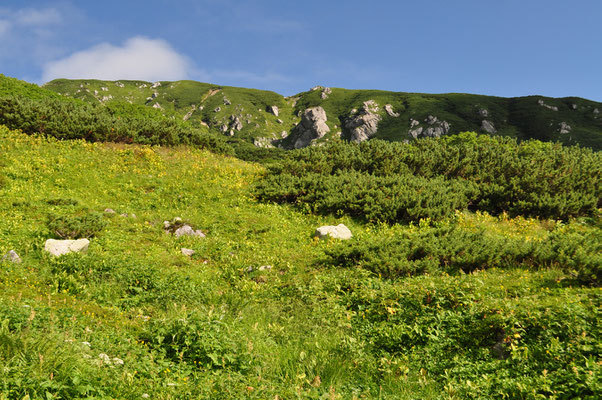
41 37 193 83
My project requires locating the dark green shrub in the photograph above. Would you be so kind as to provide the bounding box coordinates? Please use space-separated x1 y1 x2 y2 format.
46 212 106 239
256 133 601 222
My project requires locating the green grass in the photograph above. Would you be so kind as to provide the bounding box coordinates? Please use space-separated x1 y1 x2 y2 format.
0 125 599 399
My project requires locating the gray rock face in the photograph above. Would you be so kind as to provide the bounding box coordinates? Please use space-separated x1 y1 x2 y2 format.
291 107 330 149
44 239 90 257
538 99 558 111
481 120 497 134
408 116 451 138
314 224 352 240
320 87 332 99
1 250 21 264
478 108 489 117
268 105 279 116
254 137 275 148
346 100 382 142
230 115 243 131
559 121 572 134
174 225 206 238
384 104 399 117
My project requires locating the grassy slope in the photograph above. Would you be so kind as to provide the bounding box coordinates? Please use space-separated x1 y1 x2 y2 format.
0 126 599 398
45 78 602 150
43 78 299 144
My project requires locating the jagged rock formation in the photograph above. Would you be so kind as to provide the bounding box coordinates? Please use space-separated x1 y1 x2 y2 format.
346 100 382 142
408 115 451 139
290 107 330 149
559 122 572 134
254 137 275 148
538 99 558 111
481 120 497 134
321 87 332 99
384 104 399 117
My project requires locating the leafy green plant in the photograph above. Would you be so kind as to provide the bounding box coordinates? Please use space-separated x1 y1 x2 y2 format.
46 212 107 239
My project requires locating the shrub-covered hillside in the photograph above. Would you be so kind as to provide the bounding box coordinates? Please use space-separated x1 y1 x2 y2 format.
0 74 232 154
0 125 600 398
44 78 602 150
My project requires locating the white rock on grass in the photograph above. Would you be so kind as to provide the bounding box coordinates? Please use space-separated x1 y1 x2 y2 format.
181 248 195 256
1 250 21 263
44 239 90 256
174 225 206 238
314 224 352 240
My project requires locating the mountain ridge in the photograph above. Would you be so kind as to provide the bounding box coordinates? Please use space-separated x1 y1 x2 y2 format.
31 77 602 151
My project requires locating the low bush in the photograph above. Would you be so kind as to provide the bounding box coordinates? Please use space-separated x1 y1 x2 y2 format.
256 133 601 221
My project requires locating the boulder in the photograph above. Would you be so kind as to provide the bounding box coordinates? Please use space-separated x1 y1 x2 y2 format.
478 108 489 117
214 107 221 112
268 105 279 116
346 100 382 142
104 208 116 214
44 239 90 257
1 250 21 264
291 107 330 148
384 104 399 117
408 116 450 139
314 224 352 240
481 120 497 134
174 225 206 238
223 98 231 105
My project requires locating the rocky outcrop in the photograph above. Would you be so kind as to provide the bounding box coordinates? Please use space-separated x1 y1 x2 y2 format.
481 120 497 134
559 122 572 134
44 239 90 257
291 107 330 149
321 87 332 99
408 115 451 138
268 105 279 116
230 115 243 131
175 225 205 238
223 98 231 105
346 100 382 142
384 104 399 117
314 224 352 240
478 108 489 117
538 99 558 111
254 137 275 148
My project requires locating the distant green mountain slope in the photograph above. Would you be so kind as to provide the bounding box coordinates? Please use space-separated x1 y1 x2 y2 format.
39 78 602 151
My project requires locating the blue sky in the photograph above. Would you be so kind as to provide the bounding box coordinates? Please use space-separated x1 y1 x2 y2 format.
1 0 601 100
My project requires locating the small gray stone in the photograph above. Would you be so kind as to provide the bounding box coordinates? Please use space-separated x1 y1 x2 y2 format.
181 248 195 256
104 208 116 214
258 265 273 271
1 250 21 264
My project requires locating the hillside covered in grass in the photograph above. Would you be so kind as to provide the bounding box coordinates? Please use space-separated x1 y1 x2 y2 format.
0 124 600 398
44 78 602 150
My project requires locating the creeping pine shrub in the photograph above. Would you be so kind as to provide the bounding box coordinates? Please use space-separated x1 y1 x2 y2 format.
256 133 602 221
326 224 601 284
46 212 106 239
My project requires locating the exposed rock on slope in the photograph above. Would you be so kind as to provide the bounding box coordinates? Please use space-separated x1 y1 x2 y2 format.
290 107 330 148
408 115 451 139
481 120 497 134
346 100 382 142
